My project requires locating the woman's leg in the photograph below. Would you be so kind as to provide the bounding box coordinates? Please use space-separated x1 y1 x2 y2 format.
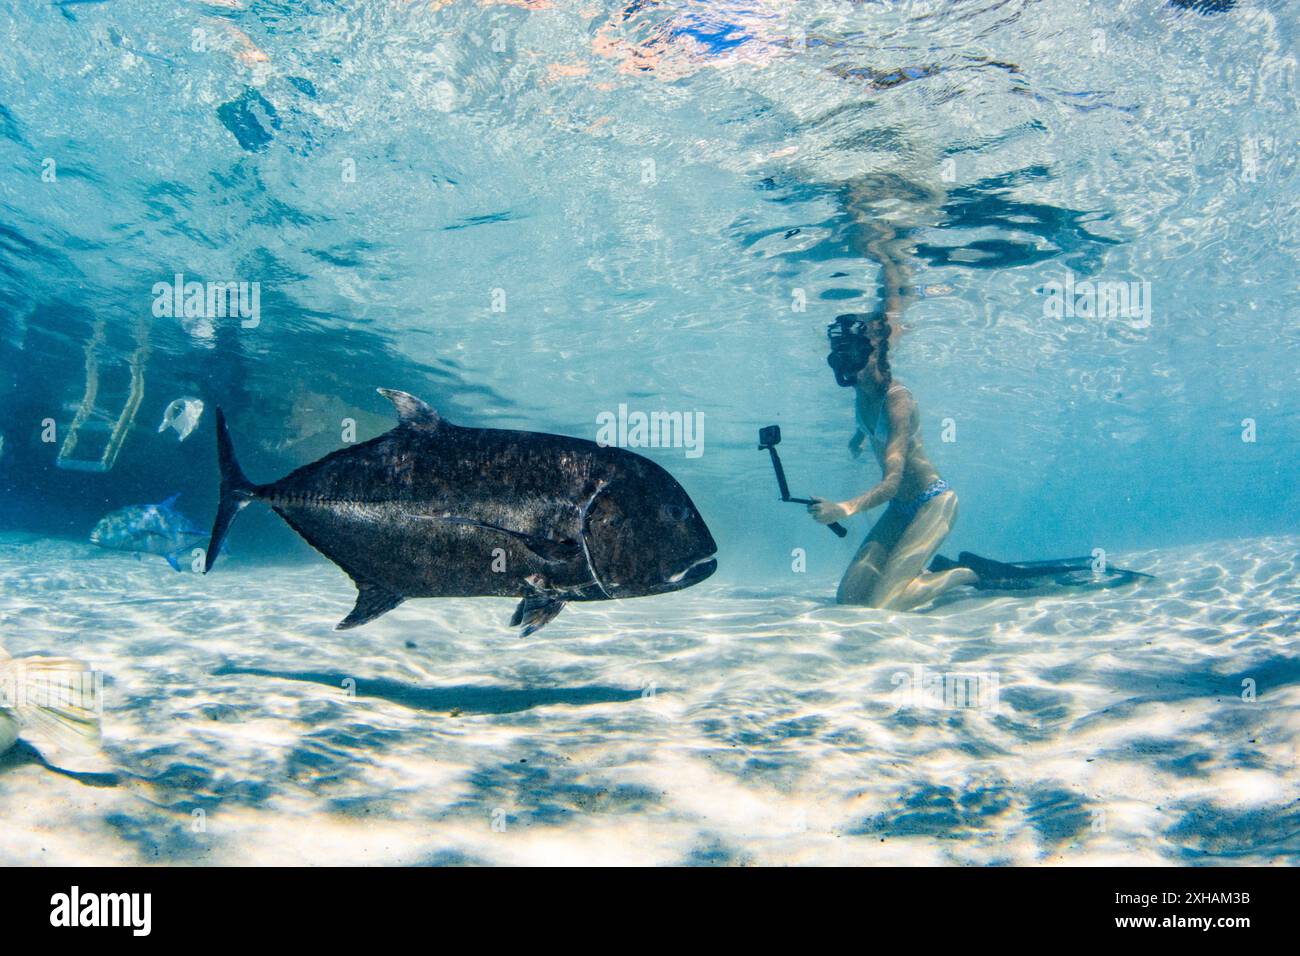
869 492 976 611
836 504 909 604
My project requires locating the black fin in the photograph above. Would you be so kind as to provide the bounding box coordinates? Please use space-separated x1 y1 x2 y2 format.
519 536 583 563
510 585 566 637
336 581 405 630
425 515 582 564
943 551 1152 591
205 408 257 573
377 388 442 428
957 551 1099 581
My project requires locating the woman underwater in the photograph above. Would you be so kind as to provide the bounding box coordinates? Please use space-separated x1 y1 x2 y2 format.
810 303 977 610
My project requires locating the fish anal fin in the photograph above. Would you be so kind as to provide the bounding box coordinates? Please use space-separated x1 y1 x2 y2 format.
377 388 442 429
336 581 405 630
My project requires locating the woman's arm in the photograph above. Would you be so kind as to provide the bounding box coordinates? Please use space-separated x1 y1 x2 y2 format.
810 389 912 523
848 412 907 512
866 228 913 328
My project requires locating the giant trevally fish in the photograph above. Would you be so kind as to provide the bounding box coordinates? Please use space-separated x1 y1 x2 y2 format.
205 389 718 635
90 494 210 571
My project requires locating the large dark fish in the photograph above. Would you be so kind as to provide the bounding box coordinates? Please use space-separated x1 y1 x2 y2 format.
206 389 718 635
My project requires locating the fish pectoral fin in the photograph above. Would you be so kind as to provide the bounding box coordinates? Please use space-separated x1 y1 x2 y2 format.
517 535 582 564
431 515 582 564
510 582 566 637
164 551 183 572
336 581 405 630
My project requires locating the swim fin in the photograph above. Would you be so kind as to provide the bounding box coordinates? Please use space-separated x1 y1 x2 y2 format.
930 551 1152 591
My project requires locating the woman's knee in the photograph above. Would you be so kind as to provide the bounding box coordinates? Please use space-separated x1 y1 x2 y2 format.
868 585 910 610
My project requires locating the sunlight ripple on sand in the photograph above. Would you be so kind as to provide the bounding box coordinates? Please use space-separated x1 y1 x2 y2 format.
0 533 1296 865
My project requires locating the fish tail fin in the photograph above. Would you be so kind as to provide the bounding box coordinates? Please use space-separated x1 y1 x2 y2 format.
206 408 256 573
0 657 102 756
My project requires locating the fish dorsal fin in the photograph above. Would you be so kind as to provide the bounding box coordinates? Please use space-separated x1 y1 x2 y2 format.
160 492 181 509
377 388 442 429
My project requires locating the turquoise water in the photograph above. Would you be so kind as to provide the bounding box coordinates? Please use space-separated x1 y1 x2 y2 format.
0 1 1297 865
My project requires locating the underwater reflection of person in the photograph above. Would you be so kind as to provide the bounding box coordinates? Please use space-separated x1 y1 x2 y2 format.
809 314 977 609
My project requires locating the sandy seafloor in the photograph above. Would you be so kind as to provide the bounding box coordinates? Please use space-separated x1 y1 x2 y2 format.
1 531 1297 866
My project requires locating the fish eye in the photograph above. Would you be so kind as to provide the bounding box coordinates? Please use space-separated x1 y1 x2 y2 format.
660 503 691 522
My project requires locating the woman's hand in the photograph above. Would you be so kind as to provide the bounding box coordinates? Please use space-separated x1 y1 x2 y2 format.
848 431 865 459
808 497 852 525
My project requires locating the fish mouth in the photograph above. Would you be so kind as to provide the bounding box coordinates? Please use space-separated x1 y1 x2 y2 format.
661 554 717 590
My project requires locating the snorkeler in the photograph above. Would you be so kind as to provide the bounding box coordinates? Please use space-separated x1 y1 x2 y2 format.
809 311 977 610
809 308 1153 606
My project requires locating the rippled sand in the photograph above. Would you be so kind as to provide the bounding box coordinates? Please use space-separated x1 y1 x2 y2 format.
1 532 1296 866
